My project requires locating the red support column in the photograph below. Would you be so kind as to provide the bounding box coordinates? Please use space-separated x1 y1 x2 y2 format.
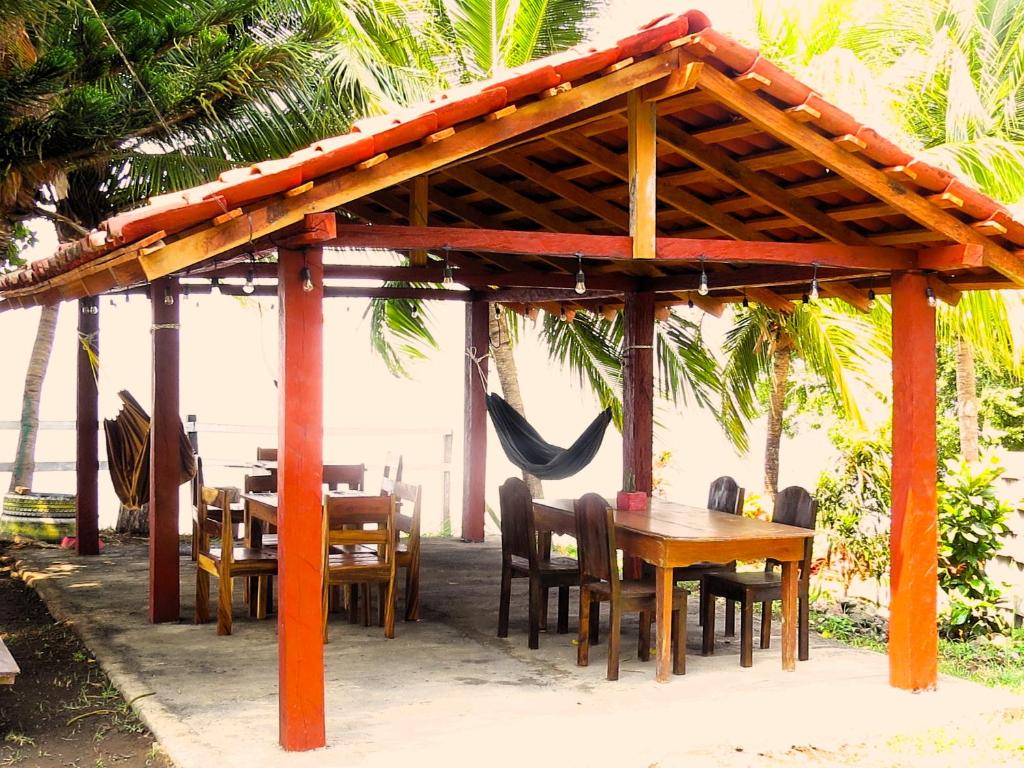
622 290 654 493
149 277 180 623
890 271 938 690
277 246 326 751
76 297 100 556
461 299 489 542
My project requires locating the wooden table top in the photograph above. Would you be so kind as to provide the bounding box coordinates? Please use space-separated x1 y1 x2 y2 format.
533 497 813 542
242 489 373 509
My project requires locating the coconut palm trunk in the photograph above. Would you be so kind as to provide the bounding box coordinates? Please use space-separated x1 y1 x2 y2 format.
489 305 543 498
955 337 980 463
764 340 792 505
8 303 60 492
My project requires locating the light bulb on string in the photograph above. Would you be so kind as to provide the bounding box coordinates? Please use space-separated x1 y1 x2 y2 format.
300 266 314 293
442 246 454 286
926 286 937 307
808 263 819 301
697 258 709 296
211 278 222 296
410 304 418 320
243 268 255 295
574 252 586 295
742 293 749 308
163 286 174 306
867 289 876 310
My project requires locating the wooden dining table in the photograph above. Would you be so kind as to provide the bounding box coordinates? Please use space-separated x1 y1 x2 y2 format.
242 490 374 547
532 497 814 682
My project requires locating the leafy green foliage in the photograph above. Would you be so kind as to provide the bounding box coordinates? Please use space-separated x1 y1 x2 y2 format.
937 456 1012 639
815 425 892 592
937 346 1024 453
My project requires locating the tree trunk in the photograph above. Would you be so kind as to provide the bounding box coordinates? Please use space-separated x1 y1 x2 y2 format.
763 341 792 506
9 304 60 492
116 503 149 536
488 305 543 499
955 337 980 463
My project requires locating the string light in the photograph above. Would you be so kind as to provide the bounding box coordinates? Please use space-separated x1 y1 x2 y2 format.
808 263 820 301
574 252 586 295
211 277 222 296
243 266 255 295
559 306 566 321
697 257 709 296
300 266 314 293
802 293 809 304
867 289 876 310
495 304 501 318
163 286 174 306
182 284 190 299
742 292 749 308
442 246 454 286
926 285 936 307
410 304 418 320
687 292 694 310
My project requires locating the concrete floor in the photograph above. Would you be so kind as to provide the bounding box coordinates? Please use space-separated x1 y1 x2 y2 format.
9 538 1023 768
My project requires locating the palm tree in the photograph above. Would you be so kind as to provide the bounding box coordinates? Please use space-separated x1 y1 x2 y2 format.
721 303 889 504
1 0 438 524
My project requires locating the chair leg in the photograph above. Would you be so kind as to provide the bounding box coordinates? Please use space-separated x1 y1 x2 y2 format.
672 597 686 675
383 577 397 639
701 590 715 656
557 586 569 635
638 609 651 662
760 598 772 649
404 555 420 621
740 597 754 668
528 578 541 650
322 579 330 644
607 601 622 681
497 566 513 638
191 521 198 561
577 590 591 667
255 576 268 620
361 584 371 627
348 584 360 624
195 567 209 624
798 593 810 661
590 600 600 645
378 583 386 627
539 586 549 631
331 585 343 614
697 587 704 626
216 570 233 636
725 599 736 637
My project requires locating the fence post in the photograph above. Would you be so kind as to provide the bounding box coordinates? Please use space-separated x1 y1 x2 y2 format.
442 431 453 536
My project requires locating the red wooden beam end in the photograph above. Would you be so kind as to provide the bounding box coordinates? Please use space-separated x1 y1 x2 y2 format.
277 246 326 751
916 244 985 272
148 277 181 622
462 300 489 542
76 297 100 556
889 271 938 691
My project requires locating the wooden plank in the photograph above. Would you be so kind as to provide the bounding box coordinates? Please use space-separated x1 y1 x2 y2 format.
916 244 985 271
927 274 962 306
462 300 489 541
889 271 938 691
691 55 1024 286
409 175 429 266
746 286 795 313
623 290 655 493
641 61 702 102
137 49 683 281
656 118 873 245
628 91 657 259
820 280 872 312
277 246 326 750
148 277 180 624
76 297 100 556
655 236 912 269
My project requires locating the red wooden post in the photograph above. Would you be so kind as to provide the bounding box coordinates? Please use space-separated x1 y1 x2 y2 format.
462 299 489 541
622 290 654 493
277 246 326 751
889 270 938 690
149 277 180 622
76 297 100 556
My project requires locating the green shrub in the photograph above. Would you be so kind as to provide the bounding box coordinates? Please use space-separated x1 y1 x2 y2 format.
937 457 1012 639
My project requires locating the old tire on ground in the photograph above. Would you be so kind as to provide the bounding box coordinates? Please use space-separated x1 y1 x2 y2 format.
0 492 77 543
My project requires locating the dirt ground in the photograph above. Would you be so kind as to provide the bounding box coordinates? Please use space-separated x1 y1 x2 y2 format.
0 544 170 768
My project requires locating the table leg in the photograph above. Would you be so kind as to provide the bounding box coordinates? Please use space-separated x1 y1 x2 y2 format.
781 560 797 671
655 565 673 683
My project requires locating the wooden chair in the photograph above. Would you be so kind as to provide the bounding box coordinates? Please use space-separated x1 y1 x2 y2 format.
497 477 578 649
323 495 398 640
190 457 244 561
323 463 365 491
380 453 403 494
701 485 818 667
677 476 745 634
575 493 687 680
195 486 277 635
382 476 423 621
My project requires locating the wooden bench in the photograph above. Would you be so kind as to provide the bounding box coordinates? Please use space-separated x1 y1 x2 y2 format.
0 637 19 684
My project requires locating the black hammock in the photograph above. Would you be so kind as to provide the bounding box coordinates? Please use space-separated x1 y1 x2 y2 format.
486 393 612 480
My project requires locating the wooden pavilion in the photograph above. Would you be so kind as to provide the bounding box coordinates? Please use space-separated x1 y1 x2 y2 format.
2 8 1023 751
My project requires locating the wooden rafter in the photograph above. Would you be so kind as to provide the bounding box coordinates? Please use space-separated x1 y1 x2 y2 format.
409 175 429 266
628 90 657 259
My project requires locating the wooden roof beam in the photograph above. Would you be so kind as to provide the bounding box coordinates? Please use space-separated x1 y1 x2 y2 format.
690 52 1024 286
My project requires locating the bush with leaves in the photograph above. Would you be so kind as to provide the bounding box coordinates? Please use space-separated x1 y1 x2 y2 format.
937 456 1012 639
815 425 891 595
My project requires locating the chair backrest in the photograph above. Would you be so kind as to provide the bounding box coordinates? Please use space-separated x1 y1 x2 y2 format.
707 476 745 516
323 463 365 491
772 486 818 530
381 453 404 494
324 495 395 563
389 479 422 541
498 477 538 567
244 473 276 494
573 493 618 589
195 485 240 559
256 447 277 462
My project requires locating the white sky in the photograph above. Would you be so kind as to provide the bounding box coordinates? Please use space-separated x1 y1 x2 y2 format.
0 1 861 533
